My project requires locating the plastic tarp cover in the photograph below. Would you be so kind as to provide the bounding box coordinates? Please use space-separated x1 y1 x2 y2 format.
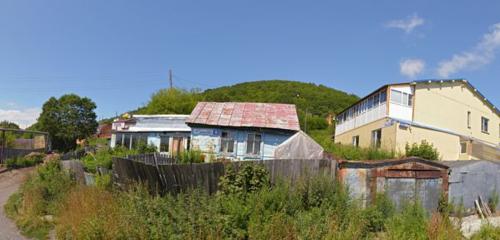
274 131 324 159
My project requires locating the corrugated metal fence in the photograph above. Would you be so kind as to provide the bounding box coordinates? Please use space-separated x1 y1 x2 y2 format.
112 156 336 195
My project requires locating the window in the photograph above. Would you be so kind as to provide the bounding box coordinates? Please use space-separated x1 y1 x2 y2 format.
220 131 234 153
115 133 123 147
373 93 380 106
160 135 170 152
460 141 467 154
352 135 359 147
123 134 131 149
391 90 402 104
371 129 382 148
467 111 471 129
390 89 412 107
481 117 489 133
246 133 262 155
380 91 387 103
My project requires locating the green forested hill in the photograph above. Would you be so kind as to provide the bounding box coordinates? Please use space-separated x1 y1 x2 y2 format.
136 80 359 130
202 80 358 116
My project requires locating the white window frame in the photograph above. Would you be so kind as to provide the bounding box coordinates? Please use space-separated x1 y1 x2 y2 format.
246 133 262 155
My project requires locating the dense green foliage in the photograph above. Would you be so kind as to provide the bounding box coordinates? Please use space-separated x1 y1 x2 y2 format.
0 120 20 129
5 158 74 239
137 80 359 131
310 127 396 160
82 143 156 173
7 159 466 239
178 150 205 163
405 140 440 160
37 94 98 152
218 164 270 197
6 152 46 169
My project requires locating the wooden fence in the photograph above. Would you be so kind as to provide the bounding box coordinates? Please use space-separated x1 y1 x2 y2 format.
0 148 45 164
112 156 336 195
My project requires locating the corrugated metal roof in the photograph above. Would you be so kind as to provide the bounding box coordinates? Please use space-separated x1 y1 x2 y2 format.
114 115 191 132
186 102 300 131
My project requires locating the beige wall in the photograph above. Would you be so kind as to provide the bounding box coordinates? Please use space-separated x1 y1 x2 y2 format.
335 118 398 152
413 81 499 146
395 123 461 160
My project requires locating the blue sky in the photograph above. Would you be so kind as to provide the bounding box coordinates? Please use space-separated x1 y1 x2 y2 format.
1 0 499 127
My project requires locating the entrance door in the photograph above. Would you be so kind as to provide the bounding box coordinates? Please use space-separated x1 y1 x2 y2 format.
171 137 184 156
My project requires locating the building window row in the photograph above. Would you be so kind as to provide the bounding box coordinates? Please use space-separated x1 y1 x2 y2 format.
390 89 412 107
336 90 387 124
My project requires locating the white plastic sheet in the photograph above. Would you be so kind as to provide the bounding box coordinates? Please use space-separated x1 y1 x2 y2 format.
274 131 324 159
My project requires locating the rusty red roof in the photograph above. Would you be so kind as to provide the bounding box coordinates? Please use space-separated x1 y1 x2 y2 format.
186 102 300 131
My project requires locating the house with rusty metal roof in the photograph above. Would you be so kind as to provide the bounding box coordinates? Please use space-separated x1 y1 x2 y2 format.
186 102 323 161
334 79 499 160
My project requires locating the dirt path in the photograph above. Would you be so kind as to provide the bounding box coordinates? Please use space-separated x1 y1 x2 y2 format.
0 168 33 240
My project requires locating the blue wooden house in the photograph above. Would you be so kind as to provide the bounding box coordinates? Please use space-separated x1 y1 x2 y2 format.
186 102 323 161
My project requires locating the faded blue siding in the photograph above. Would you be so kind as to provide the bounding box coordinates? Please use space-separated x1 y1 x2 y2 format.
190 126 294 161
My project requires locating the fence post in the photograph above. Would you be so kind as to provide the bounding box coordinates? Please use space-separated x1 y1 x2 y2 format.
0 130 5 164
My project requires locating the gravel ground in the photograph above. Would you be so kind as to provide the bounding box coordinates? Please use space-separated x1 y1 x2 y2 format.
457 214 500 239
0 168 33 240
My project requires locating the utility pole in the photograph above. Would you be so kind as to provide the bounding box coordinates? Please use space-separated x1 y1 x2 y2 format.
169 69 173 89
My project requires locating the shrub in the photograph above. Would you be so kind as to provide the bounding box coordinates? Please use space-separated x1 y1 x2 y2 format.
385 201 428 240
218 163 270 197
363 193 395 233
405 140 440 160
6 152 46 169
82 146 137 173
178 150 205 163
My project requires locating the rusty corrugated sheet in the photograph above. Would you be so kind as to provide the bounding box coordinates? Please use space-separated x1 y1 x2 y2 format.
186 102 300 131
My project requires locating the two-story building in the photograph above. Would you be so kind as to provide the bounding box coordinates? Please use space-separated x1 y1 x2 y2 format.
334 79 499 160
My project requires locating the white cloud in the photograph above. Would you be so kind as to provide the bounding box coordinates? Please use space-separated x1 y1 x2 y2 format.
400 58 425 78
0 107 41 128
386 13 425 34
437 23 500 78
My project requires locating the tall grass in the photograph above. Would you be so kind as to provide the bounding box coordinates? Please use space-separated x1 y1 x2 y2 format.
8 159 465 239
4 159 74 239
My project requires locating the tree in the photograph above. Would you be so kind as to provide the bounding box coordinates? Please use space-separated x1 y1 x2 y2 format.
0 121 20 129
37 94 98 152
140 88 201 114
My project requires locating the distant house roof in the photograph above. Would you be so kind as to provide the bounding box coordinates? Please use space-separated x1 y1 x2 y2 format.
186 102 300 131
337 79 499 117
113 115 191 132
96 123 112 138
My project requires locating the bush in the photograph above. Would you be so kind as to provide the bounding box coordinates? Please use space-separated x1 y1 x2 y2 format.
385 201 428 240
405 140 440 160
218 163 270 197
82 146 137 173
6 152 46 169
178 150 205 163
